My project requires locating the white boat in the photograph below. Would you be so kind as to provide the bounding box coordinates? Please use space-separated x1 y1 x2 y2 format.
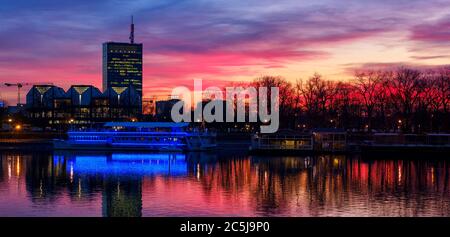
54 122 217 151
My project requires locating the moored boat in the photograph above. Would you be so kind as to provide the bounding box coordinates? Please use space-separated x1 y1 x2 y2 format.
54 122 216 151
360 133 450 155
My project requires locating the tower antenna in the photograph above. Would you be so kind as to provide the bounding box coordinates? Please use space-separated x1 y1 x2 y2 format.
129 16 135 44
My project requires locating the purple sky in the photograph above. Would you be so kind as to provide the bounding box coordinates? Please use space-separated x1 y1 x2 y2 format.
1 0 450 104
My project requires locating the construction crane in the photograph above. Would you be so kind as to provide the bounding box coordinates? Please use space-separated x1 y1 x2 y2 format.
3 82 53 106
3 83 30 105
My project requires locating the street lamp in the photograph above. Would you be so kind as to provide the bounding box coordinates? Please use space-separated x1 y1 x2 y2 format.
397 119 402 131
330 119 336 128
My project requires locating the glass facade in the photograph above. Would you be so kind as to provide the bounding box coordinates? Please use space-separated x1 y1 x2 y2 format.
102 42 143 106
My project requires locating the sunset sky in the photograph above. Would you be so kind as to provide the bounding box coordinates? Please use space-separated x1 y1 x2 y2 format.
1 0 450 104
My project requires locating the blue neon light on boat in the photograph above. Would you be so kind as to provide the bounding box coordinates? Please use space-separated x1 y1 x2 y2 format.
111 153 186 161
68 131 190 135
60 121 216 151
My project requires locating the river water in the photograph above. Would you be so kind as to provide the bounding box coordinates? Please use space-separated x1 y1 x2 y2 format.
0 150 449 216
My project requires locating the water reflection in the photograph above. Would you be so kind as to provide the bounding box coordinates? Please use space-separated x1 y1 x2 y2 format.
60 153 188 176
0 151 449 216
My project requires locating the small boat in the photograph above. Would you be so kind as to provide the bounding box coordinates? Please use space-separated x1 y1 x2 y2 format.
54 122 216 151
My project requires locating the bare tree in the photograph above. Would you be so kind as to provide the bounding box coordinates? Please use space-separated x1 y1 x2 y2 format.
219 67 449 133
298 73 336 127
353 70 384 131
331 81 358 129
252 76 296 128
427 68 450 131
434 68 450 113
386 68 423 132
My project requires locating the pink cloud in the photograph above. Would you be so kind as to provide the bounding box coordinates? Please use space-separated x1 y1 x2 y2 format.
411 17 450 43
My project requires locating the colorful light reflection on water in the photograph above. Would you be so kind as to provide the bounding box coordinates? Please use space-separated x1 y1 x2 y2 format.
55 153 188 176
0 151 449 217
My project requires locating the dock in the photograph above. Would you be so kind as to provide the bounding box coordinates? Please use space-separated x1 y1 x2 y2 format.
250 131 450 155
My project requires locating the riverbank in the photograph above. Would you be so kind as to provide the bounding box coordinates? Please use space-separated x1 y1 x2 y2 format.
1 132 450 156
0 138 54 150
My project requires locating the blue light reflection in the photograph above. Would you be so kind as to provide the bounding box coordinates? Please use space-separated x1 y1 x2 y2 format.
63 153 187 176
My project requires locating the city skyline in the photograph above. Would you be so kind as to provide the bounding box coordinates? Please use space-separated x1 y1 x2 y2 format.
1 0 450 104
1 1 450 225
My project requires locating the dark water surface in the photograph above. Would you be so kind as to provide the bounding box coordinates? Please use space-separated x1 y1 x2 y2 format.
0 150 449 217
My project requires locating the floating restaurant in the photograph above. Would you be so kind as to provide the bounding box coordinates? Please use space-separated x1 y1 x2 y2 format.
54 122 217 152
361 133 450 154
251 129 450 154
251 129 314 152
250 128 347 154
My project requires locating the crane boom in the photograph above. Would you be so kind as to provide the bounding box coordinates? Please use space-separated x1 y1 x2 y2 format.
3 82 53 105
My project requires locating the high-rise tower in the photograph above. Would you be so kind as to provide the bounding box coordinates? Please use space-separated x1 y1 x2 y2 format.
102 16 143 109
129 16 135 44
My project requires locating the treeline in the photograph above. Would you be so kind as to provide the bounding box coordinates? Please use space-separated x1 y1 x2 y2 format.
251 67 450 133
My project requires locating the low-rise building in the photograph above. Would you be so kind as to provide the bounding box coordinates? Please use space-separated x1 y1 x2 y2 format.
156 99 181 121
25 84 141 128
